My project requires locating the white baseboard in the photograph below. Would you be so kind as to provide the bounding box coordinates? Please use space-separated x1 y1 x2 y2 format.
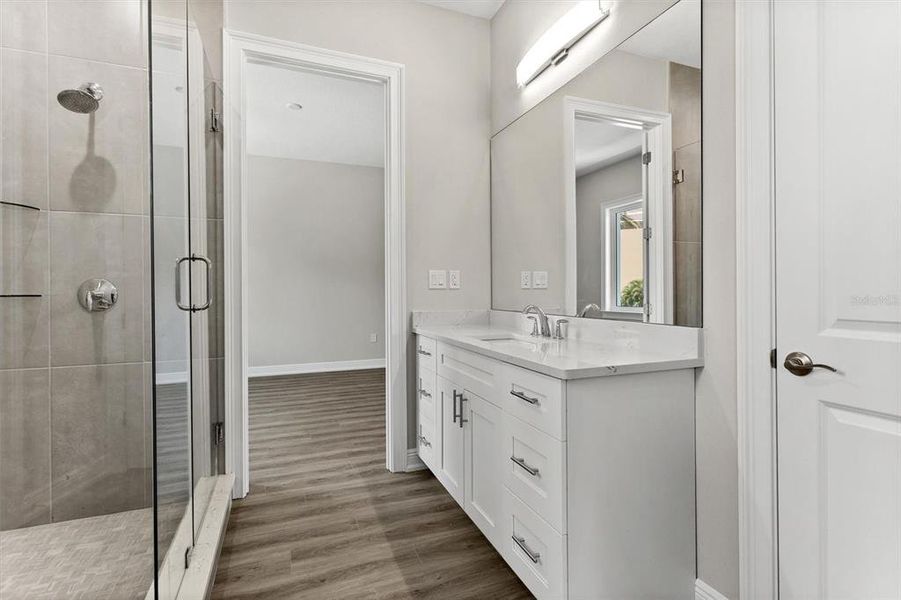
405 448 426 472
248 358 386 378
696 579 730 600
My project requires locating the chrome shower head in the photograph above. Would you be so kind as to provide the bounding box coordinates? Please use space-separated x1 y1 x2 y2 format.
57 82 103 114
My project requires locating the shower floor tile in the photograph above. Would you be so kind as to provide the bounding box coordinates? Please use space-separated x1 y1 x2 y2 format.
0 508 153 600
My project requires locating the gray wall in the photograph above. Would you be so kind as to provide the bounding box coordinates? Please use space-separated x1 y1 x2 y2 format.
575 156 642 309
490 1 740 597
247 155 385 369
697 1 739 596
0 0 151 529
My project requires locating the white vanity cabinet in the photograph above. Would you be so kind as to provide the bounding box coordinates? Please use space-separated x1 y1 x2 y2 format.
415 333 697 600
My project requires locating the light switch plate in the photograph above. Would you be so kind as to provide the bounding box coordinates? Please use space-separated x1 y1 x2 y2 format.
369 333 378 343
429 270 447 289
520 271 532 289
448 270 461 289
532 271 548 289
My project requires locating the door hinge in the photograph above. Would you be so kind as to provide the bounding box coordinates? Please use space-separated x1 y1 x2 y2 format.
184 546 193 569
643 226 653 241
209 108 221 133
673 169 685 184
642 151 652 165
213 421 224 446
770 348 777 369
644 302 653 317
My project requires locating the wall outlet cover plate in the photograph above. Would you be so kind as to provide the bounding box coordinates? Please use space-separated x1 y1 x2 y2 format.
520 271 532 289
448 270 461 289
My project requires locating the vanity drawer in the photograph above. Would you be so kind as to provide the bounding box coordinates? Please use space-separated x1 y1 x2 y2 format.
504 413 566 533
417 419 438 473
417 367 438 426
416 335 437 372
437 342 500 405
502 489 566 600
500 362 565 440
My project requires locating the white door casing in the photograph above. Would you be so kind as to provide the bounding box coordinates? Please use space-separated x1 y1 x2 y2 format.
563 97 673 322
223 31 407 498
774 2 901 599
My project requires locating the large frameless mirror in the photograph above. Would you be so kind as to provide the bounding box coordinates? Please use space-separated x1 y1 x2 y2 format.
491 0 702 327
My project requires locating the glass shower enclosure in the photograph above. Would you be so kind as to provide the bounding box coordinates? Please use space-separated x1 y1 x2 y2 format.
0 0 224 598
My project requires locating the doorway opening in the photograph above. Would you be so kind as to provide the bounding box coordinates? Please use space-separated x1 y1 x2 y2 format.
223 33 408 499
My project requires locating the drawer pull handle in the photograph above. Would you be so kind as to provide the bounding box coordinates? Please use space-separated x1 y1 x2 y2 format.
511 456 540 477
418 348 432 357
418 435 431 448
512 535 541 564
420 389 432 398
510 389 539 405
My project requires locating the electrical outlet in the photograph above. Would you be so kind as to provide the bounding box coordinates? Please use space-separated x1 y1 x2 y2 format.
520 271 532 289
448 270 461 289
428 270 447 289
369 333 378 343
532 271 548 289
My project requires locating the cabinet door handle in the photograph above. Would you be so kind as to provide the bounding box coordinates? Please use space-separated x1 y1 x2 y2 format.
459 394 468 429
418 348 432 357
511 456 540 477
510 389 539 405
419 389 432 398
452 390 462 423
512 535 541 564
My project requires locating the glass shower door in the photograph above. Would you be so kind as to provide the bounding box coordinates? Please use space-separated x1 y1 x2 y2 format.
150 1 202 596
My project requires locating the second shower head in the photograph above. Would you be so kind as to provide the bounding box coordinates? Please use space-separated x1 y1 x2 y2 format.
57 82 103 114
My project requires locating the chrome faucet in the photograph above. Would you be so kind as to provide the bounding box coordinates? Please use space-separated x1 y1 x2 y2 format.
579 303 602 317
522 304 551 337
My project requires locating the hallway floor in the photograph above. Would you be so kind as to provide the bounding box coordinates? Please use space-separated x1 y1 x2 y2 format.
211 369 532 599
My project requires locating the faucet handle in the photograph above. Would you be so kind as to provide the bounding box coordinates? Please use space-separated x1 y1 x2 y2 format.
526 315 540 336
553 319 569 339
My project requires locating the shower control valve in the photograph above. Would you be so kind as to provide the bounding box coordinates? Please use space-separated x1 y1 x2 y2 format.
78 278 118 312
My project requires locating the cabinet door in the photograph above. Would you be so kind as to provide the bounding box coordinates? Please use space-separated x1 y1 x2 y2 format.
437 375 465 504
464 390 503 547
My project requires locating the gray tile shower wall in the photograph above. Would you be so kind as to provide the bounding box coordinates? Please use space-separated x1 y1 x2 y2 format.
0 0 153 530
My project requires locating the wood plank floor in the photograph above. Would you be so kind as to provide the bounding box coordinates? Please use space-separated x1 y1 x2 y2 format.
212 369 533 600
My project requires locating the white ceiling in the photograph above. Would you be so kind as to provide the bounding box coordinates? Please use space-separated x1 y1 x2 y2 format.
618 0 701 69
245 61 385 167
417 0 504 20
575 118 643 176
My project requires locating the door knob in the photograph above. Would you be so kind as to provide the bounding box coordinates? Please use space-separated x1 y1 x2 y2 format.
783 351 837 377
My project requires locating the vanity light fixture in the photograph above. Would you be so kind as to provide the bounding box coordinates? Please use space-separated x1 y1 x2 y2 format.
516 1 610 88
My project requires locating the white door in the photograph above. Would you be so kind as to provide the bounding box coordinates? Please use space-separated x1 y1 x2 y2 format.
437 375 465 504
775 2 901 598
464 391 503 546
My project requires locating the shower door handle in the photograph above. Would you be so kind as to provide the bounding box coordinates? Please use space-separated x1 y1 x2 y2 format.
192 254 212 312
175 254 213 312
175 256 192 311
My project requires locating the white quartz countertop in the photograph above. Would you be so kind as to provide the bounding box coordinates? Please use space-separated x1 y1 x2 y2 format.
412 324 703 380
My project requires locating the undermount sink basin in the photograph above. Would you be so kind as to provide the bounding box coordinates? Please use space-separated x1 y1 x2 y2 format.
478 336 540 349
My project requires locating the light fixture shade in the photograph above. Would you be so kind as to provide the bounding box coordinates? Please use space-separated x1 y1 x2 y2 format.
516 1 610 88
